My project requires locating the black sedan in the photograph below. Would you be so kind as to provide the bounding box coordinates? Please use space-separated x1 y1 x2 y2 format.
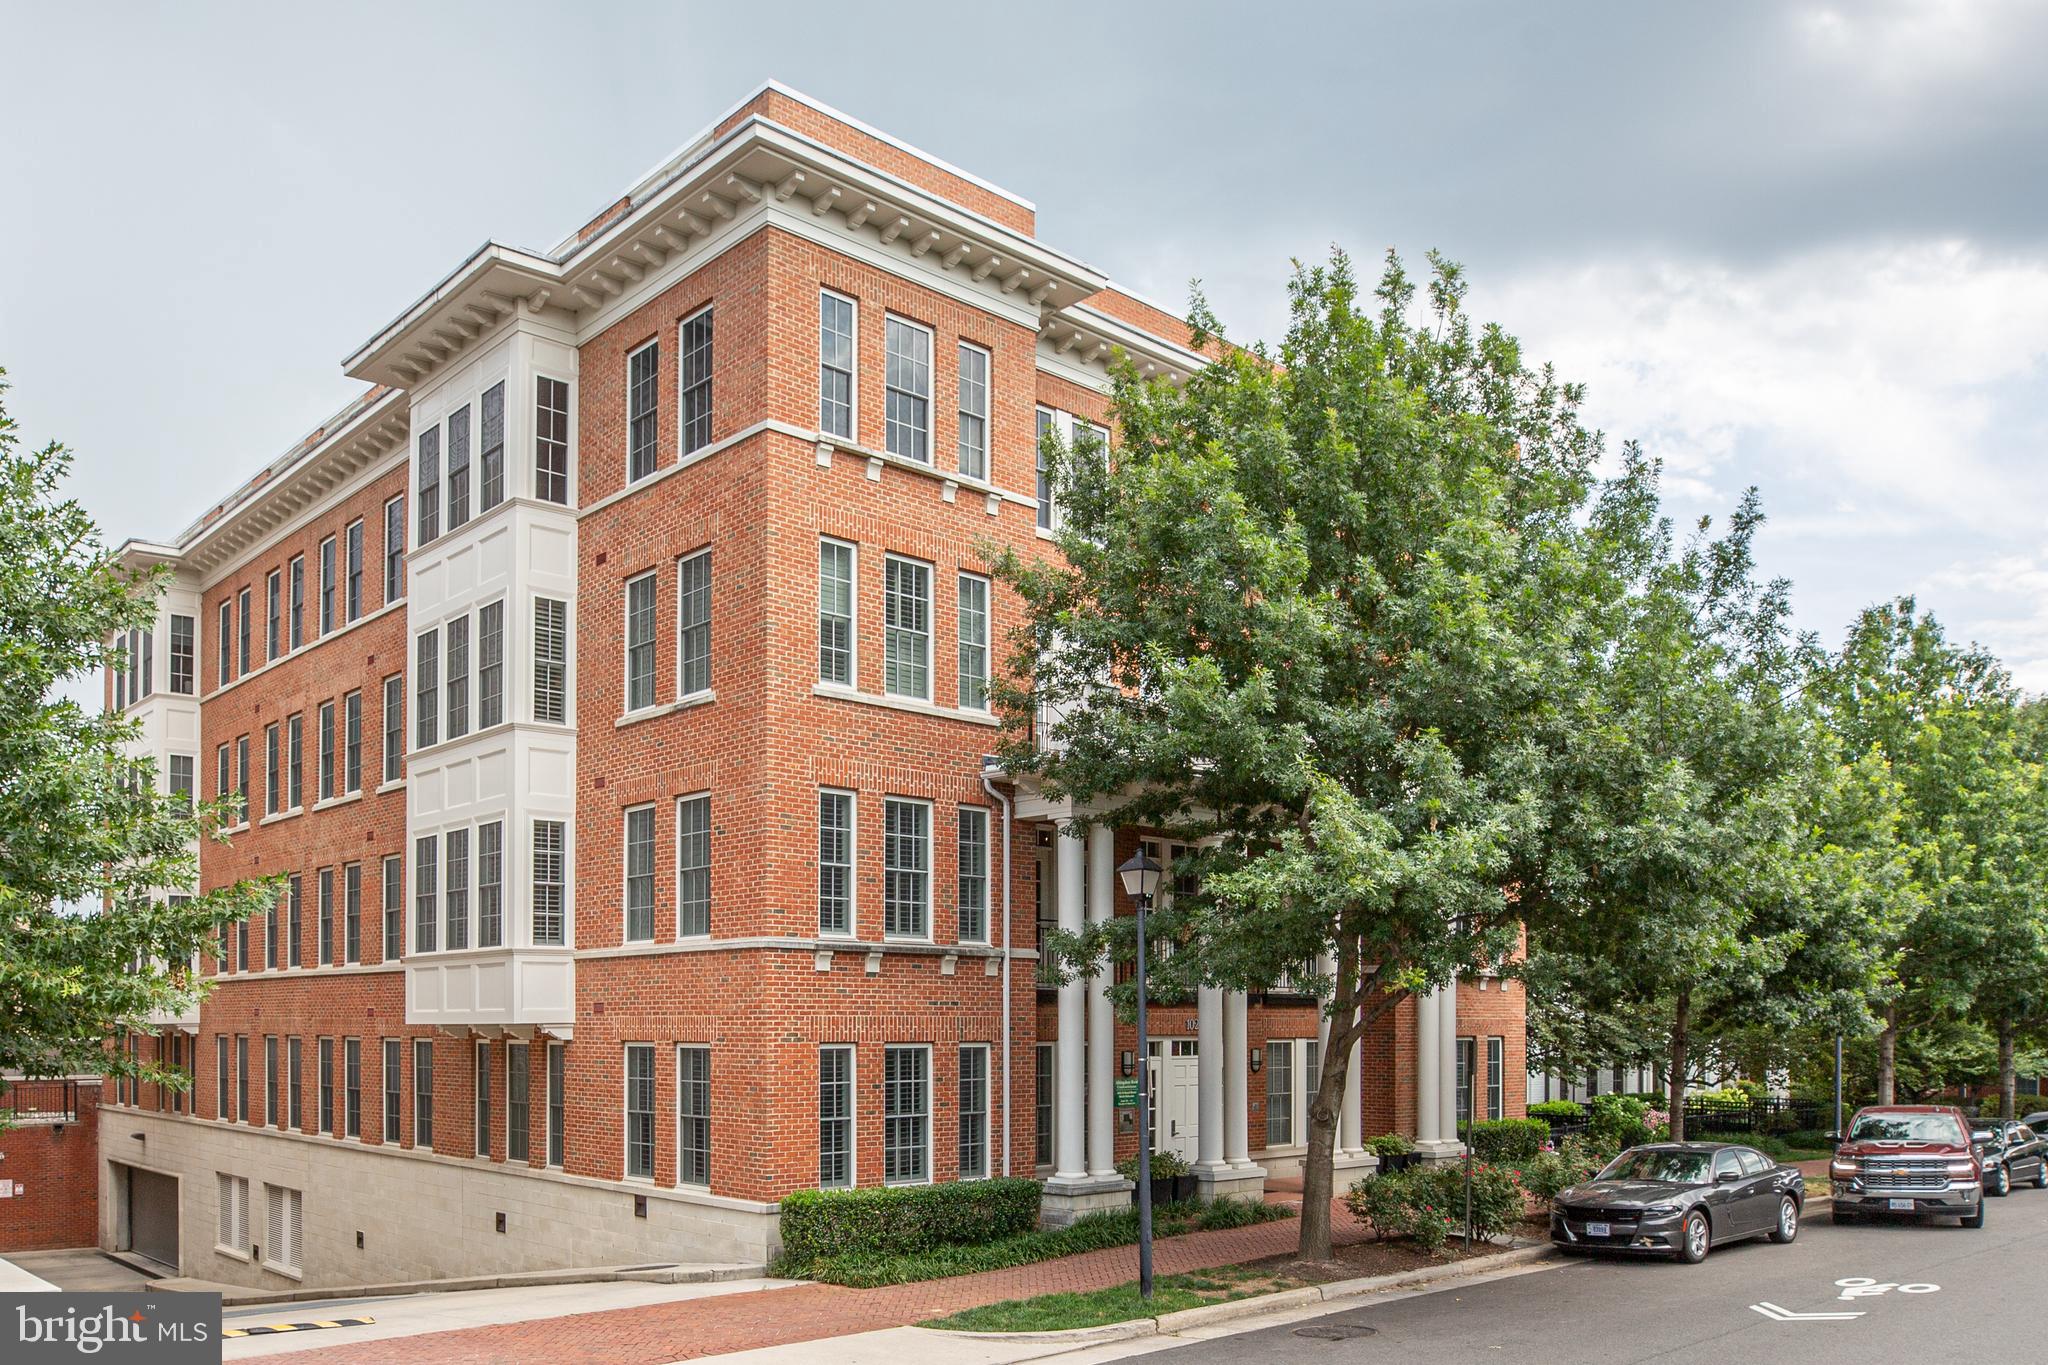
1971 1119 2048 1196
1551 1142 1805 1264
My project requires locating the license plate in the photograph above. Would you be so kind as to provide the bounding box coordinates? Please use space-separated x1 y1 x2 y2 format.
1586 1221 1611 1238
1888 1198 1915 1211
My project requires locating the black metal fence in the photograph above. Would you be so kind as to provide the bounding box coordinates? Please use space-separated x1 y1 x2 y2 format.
0 1079 80 1122
1681 1096 1828 1136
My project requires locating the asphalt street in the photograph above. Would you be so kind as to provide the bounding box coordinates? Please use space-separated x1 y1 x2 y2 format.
1144 1195 2047 1364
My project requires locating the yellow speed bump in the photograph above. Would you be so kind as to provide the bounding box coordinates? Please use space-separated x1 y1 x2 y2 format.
223 1316 375 1338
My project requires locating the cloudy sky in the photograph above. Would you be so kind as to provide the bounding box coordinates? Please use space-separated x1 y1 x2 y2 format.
5 0 2046 686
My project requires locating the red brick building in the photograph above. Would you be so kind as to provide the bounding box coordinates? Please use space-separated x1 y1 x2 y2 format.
96 82 1524 1288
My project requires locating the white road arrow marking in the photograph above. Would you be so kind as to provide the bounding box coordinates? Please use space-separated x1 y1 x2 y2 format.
1751 1302 1867 1322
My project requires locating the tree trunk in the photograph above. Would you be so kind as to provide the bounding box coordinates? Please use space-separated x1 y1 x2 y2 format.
1877 1004 1898 1105
1297 959 1360 1263
1667 989 1690 1142
1999 1018 2016 1120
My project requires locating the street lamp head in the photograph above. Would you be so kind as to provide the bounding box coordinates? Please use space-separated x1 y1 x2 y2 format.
1117 850 1162 905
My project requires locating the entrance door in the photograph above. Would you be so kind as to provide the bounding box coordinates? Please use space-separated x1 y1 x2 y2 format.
1149 1039 1200 1161
124 1166 179 1270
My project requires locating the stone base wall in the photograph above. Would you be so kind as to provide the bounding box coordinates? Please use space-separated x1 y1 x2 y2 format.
97 1107 775 1292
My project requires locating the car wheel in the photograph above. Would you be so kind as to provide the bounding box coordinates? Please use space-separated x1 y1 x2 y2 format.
2032 1162 2046 1190
1677 1210 1711 1264
1963 1200 1986 1229
1831 1206 1858 1225
1990 1163 2011 1197
1769 1196 1799 1244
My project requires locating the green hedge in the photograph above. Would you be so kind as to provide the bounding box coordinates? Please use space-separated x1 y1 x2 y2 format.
780 1178 1042 1264
1526 1100 1586 1122
1466 1118 1550 1161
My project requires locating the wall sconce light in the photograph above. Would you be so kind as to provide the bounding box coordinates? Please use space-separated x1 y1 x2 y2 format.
1249 1050 1263 1074
1121 1050 1135 1077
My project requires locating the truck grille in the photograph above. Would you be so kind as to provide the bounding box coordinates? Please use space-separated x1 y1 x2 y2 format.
1858 1157 1948 1192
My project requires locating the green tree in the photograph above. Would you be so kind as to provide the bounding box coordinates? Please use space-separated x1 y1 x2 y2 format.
0 372 270 1107
990 251 1605 1260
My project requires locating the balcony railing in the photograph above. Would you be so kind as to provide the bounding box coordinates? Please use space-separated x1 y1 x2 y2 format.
2 1079 80 1123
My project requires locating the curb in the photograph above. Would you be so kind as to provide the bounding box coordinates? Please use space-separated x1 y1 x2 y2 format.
152 1260 768 1307
929 1241 1559 1343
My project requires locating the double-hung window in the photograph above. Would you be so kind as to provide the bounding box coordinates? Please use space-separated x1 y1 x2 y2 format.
477 601 504 729
413 1039 434 1147
535 377 570 504
474 1040 491 1157
286 713 303 810
383 1039 402 1142
625 573 656 712
287 874 302 968
818 791 853 935
445 827 470 951
344 862 361 964
318 869 333 966
382 674 403 784
288 1038 303 1129
445 615 470 740
478 820 504 948
265 1036 279 1127
344 689 362 793
883 1045 930 1184
958 1045 989 1179
818 539 854 685
1486 1036 1504 1121
382 854 403 962
415 630 439 749
957 574 989 710
479 381 506 512
507 1042 530 1162
818 291 855 439
289 556 305 649
533 820 566 946
677 1046 710 1186
677 550 710 697
677 795 710 937
216 745 231 809
216 1035 229 1120
957 807 989 944
266 570 281 660
318 700 336 802
883 317 931 463
1035 408 1055 532
345 519 364 622
446 404 472 530
883 798 930 939
546 1044 566 1166
534 598 568 723
679 309 713 455
626 341 659 483
819 1046 853 1189
264 723 280 816
237 587 251 674
414 835 439 954
417 426 441 542
236 735 249 816
624 1044 655 1180
883 556 931 699
956 342 989 479
218 600 233 685
318 1038 334 1133
319 535 336 635
345 1038 361 1138
624 806 655 942
383 495 405 603
169 755 194 811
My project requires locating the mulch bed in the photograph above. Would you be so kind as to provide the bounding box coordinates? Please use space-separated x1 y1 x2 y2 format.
1241 1234 1519 1285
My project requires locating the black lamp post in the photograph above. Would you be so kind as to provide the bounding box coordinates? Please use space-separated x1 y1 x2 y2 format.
1117 848 1163 1300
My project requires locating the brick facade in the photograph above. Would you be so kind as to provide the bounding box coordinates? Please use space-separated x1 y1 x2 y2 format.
0 1084 100 1252
96 81 1523 1287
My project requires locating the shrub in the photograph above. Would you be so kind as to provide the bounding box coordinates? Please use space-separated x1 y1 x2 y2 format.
1467 1118 1550 1162
1527 1100 1586 1122
1518 1135 1609 1205
1343 1162 1525 1252
779 1178 1041 1265
1116 1149 1189 1180
1588 1094 1653 1149
1366 1132 1416 1158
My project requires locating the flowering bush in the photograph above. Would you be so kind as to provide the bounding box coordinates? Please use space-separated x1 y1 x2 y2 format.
1517 1135 1611 1206
1588 1094 1654 1149
1343 1161 1526 1252
1643 1107 1672 1141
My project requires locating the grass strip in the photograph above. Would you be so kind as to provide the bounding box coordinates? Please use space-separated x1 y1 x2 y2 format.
924 1264 1299 1333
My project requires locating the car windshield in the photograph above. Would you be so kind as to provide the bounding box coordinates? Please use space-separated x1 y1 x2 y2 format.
1848 1114 1965 1144
1595 1150 1710 1184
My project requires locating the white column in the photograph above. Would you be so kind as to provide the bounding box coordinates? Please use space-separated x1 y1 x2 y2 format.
1342 1023 1364 1154
1053 819 1087 1182
1224 990 1251 1168
1437 978 1460 1146
1415 987 1440 1144
1085 823 1117 1180
1195 985 1226 1172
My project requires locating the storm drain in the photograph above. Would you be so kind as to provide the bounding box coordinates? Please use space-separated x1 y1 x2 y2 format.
1294 1323 1378 1340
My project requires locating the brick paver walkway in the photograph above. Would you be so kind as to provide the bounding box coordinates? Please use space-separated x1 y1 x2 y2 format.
267 1201 1367 1364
